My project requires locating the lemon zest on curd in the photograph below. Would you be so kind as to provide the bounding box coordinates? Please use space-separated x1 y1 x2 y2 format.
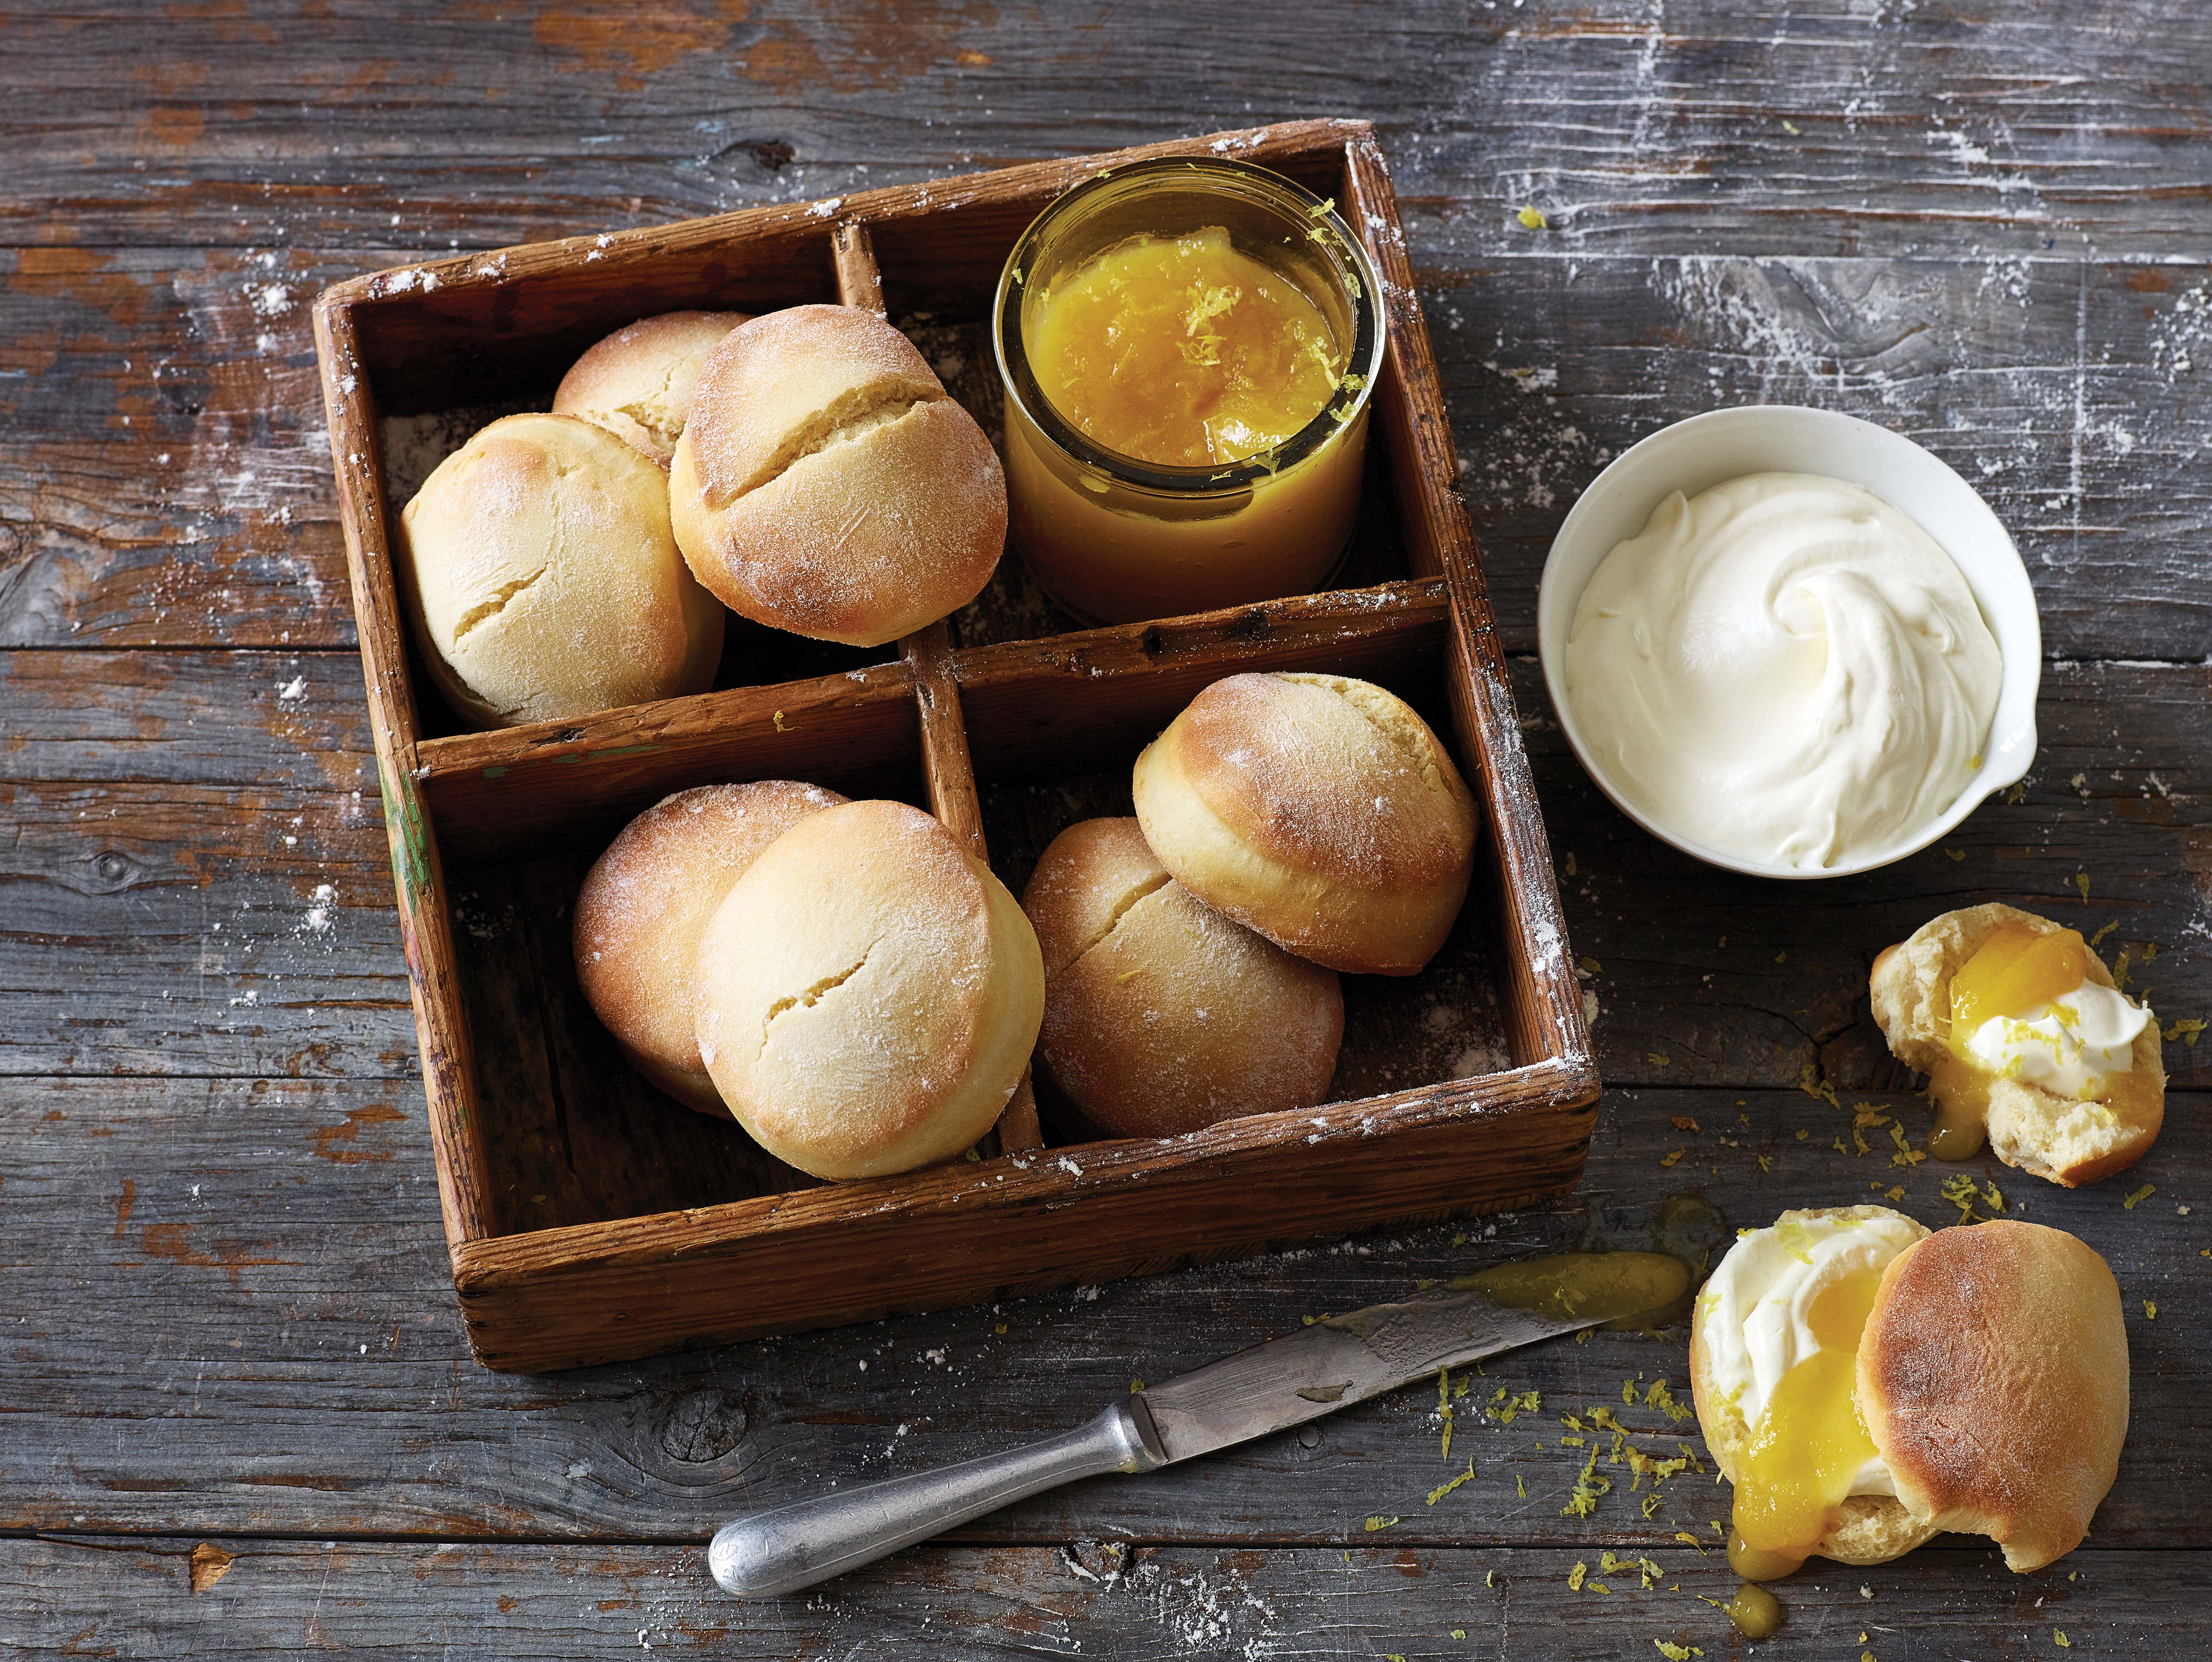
1025 226 1346 467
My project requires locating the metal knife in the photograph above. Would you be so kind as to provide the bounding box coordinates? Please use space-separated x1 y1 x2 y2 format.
707 1249 1688 1597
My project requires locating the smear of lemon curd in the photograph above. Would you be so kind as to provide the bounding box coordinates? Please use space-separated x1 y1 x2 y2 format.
1026 227 1346 467
1726 1264 1886 1582
1926 922 2150 1159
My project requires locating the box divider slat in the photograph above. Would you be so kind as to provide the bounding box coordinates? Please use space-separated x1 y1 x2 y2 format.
1343 138 1593 1085
413 661 923 863
832 218 1042 1154
312 296 497 1248
951 579 1450 760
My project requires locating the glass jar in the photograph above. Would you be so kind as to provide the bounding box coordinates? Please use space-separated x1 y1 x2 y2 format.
992 157 1386 625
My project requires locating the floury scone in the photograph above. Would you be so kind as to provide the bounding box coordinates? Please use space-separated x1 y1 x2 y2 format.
1691 1206 2129 1581
1871 903 2163 1186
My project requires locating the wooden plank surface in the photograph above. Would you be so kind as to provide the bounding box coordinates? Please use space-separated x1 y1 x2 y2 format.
1 1076 2199 1546
6 0 2211 1654
6 246 2207 657
3 1540 2187 1660
4 1 2207 255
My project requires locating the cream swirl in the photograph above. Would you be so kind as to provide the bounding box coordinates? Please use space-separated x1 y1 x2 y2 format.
1566 472 2002 869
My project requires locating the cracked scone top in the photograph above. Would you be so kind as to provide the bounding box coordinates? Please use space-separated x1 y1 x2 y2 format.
553 309 751 468
574 781 847 1117
1022 817 1342 1138
670 305 1007 648
396 411 723 728
691 799 1044 1181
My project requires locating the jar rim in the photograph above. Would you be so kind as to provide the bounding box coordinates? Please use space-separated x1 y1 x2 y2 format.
992 156 1387 496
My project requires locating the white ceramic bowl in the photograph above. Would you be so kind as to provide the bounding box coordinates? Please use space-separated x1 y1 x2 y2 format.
1536 405 2041 880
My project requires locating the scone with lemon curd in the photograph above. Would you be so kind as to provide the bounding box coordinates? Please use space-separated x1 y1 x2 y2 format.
1871 903 2162 1186
1693 1207 2130 1579
1691 1206 1938 1577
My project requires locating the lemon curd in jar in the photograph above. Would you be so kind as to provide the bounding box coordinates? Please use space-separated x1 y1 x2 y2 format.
995 158 1384 625
1026 227 1347 468
1926 921 2156 1160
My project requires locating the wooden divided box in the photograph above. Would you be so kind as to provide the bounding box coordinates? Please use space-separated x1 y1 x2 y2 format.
311 119 1597 1372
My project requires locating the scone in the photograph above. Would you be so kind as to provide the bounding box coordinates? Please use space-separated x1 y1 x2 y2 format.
553 309 751 467
1692 1207 2128 1579
1859 1217 2129 1572
1870 903 2162 1186
691 800 1044 1180
1022 817 1343 1137
573 781 846 1114
397 412 723 728
1131 672 1478 975
670 305 1006 648
1690 1206 1940 1575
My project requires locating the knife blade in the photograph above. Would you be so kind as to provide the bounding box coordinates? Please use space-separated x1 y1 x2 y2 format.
708 1249 1689 1597
1141 1280 1623 1463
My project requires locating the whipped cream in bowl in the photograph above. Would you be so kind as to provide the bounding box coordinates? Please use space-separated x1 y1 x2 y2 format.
1537 407 2042 880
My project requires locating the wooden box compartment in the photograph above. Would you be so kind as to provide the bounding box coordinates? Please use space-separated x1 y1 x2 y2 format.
312 119 1596 1372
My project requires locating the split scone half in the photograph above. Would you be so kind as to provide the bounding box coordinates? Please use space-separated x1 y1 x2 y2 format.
1871 902 2163 1187
1692 1207 2128 1578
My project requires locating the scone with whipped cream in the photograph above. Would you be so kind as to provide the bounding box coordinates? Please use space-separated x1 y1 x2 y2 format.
1692 1207 2129 1580
1871 903 2162 1186
1691 1206 1938 1576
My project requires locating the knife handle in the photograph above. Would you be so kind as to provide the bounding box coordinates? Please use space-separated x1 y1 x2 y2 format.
708 1400 1165 1598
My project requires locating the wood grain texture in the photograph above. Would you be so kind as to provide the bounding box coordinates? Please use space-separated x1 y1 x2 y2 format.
0 1073 2198 1544
6 2 2212 1650
5 652 2198 1093
5 0 2208 256
417 661 927 864
2 1539 2185 1660
9 246 2206 657
317 284 493 1247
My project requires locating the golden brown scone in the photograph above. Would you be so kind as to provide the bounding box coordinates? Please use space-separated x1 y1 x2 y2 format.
669 305 1006 648
1131 673 1478 975
691 800 1043 1180
1022 817 1343 1137
1689 1205 1941 1567
574 781 846 1115
397 413 723 728
1859 1220 2129 1572
1870 903 2164 1186
553 310 751 467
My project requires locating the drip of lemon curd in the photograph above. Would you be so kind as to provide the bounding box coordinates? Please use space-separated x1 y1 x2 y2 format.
1925 922 2152 1160
1025 226 1346 467
1726 1263 1886 1582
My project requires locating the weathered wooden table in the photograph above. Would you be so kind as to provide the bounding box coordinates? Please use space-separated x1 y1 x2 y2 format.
5 3 2206 1655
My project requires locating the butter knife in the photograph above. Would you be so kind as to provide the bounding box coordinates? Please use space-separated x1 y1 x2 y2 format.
707 1249 1687 1597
